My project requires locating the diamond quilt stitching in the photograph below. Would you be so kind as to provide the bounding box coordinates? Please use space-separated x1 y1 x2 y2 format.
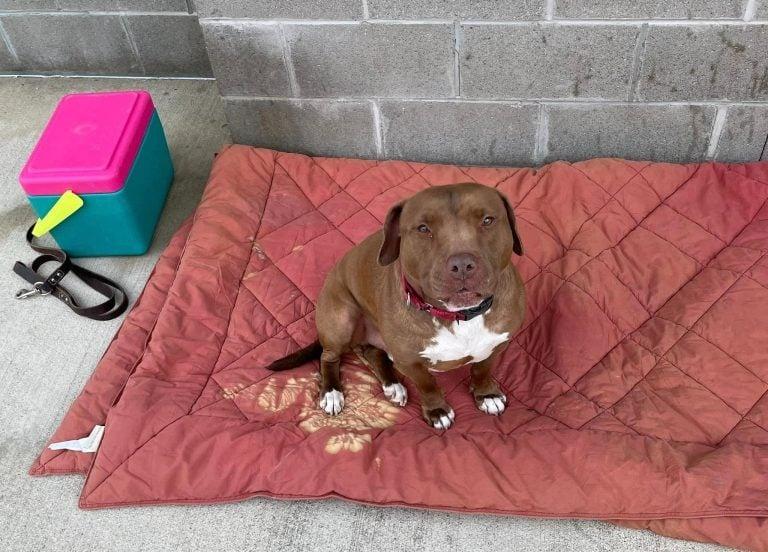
508 168 768 439
51 148 768 550
97 151 768 494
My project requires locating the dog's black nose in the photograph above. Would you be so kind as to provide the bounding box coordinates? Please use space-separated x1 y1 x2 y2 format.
447 253 477 279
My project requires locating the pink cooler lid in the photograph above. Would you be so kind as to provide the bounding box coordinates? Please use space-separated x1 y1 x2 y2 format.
20 91 154 195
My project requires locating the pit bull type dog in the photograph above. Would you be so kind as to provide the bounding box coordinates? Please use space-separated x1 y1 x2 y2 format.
267 183 525 429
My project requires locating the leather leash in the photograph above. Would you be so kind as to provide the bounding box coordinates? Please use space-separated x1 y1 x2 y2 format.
13 224 128 321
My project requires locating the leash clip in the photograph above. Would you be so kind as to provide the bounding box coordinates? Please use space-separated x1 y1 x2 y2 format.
13 223 128 320
15 282 49 300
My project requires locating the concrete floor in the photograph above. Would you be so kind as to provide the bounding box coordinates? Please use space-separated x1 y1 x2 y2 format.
0 77 725 552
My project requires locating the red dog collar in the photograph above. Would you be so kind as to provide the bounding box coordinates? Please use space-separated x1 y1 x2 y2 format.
402 276 493 322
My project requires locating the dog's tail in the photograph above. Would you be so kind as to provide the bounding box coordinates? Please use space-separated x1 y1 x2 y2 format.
266 340 323 371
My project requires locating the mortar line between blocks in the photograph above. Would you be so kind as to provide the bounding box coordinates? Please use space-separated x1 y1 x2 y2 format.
545 0 556 20
219 95 768 107
0 10 196 16
460 19 767 26
361 0 370 20
533 104 549 164
2 14 765 24
119 14 146 76
0 19 19 66
627 23 649 101
0 74 215 80
195 18 768 26
278 23 299 97
199 19 454 26
706 106 729 160
370 100 384 158
744 0 759 21
452 21 462 98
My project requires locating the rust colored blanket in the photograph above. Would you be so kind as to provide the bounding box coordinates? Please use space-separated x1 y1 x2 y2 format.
32 146 768 550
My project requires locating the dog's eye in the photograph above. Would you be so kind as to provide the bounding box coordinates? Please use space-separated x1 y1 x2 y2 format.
481 216 495 226
417 224 430 234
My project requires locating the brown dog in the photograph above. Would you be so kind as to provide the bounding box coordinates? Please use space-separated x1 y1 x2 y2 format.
267 183 525 429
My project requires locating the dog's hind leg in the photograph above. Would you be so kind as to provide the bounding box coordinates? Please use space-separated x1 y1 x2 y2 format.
354 344 407 407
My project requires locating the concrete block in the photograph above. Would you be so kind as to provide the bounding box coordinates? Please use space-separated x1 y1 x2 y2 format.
714 106 768 162
118 1 188 10
379 100 538 165
201 21 290 96
196 0 362 19
0 25 20 71
223 98 378 159
546 104 715 163
54 1 188 11
125 15 211 77
1 13 141 74
285 23 454 98
757 2 768 20
461 23 639 100
638 25 768 101
555 0 744 19
0 1 57 10
367 0 544 20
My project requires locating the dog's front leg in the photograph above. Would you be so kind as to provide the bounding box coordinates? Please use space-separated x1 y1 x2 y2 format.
469 351 507 416
318 349 345 415
402 365 455 430
316 279 361 416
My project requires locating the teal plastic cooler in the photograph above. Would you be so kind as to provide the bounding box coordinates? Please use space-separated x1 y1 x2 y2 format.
20 91 174 257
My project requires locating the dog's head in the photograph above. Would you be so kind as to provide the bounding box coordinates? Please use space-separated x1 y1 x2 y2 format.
378 183 523 310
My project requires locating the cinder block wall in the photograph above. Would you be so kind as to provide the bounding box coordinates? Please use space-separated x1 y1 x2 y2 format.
198 0 768 165
0 1 211 77
3 1 768 166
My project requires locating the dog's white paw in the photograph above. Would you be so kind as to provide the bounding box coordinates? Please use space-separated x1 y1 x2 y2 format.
478 394 507 416
431 408 455 430
320 389 344 416
383 382 408 406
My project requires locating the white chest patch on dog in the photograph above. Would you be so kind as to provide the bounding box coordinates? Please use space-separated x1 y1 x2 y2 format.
419 314 509 366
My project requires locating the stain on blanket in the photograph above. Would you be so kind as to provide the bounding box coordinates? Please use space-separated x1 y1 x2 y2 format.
221 368 405 454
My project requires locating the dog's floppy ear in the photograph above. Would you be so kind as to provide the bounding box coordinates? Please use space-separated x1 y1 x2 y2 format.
378 201 404 265
498 192 524 256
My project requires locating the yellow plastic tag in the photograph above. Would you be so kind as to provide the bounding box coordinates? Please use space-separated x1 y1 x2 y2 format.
32 190 84 237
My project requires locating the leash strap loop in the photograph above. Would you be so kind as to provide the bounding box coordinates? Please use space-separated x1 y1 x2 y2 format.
13 224 128 321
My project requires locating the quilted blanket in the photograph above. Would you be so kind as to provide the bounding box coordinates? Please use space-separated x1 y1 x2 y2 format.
32 146 768 551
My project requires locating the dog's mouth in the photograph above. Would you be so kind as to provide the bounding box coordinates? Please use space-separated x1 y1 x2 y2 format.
440 288 487 311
